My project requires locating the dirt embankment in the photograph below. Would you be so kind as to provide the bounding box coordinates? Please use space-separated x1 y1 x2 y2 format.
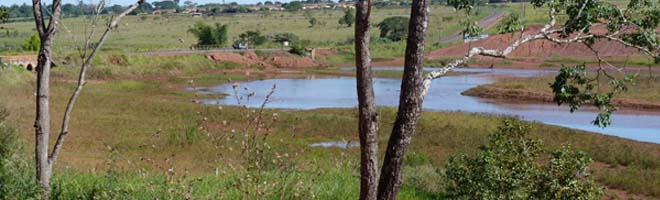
428 25 660 68
463 85 660 111
206 51 322 69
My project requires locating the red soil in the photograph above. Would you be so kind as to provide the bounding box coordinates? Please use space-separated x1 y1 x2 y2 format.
206 51 320 69
428 25 660 67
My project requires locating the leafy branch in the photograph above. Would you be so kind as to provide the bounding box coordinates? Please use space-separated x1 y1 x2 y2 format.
423 0 659 127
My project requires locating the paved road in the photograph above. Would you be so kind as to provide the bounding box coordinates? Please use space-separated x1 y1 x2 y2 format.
437 10 505 43
132 48 291 56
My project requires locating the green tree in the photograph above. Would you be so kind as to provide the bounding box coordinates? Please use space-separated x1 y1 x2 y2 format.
497 13 525 34
338 9 355 27
0 7 8 24
445 120 603 199
377 16 409 41
283 1 303 12
153 0 178 9
187 22 229 46
188 22 214 45
214 24 229 46
22 33 40 51
236 30 267 49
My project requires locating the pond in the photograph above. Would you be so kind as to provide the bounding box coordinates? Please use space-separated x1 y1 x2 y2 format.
195 68 660 144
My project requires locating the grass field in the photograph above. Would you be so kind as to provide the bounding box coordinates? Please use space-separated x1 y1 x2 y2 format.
0 6 489 55
2 2 660 198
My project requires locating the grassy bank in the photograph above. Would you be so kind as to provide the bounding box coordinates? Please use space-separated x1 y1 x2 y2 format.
1 60 660 198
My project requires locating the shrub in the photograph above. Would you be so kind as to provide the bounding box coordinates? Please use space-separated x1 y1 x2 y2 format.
289 40 311 56
283 1 303 12
0 7 8 23
272 32 300 44
188 22 229 46
338 9 355 27
0 106 41 199
497 13 525 34
378 16 409 42
22 32 40 51
445 120 603 199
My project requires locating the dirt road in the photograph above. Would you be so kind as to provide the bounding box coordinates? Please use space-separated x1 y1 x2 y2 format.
437 10 505 43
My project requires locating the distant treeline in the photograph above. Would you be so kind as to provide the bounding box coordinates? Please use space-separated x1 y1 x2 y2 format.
1 2 161 19
1 0 529 19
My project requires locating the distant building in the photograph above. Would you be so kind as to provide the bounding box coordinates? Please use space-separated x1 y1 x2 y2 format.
191 12 203 17
334 3 355 9
182 8 200 14
151 9 176 15
262 6 284 11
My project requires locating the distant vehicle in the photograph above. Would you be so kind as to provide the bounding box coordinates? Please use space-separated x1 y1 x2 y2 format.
232 43 247 49
464 34 489 43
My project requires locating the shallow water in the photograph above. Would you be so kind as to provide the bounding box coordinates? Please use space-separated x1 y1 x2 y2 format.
309 141 360 149
196 68 660 144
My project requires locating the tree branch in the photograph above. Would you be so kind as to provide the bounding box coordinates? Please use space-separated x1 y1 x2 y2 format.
422 2 659 96
49 0 145 165
31 0 46 36
45 0 62 35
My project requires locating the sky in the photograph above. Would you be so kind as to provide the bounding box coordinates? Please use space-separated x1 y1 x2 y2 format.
0 0 294 6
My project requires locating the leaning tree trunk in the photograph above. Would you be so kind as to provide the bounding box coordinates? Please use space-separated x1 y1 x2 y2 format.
355 0 379 199
377 0 431 199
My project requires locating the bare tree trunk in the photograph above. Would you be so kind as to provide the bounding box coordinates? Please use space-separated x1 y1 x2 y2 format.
355 0 379 199
377 0 431 199
32 0 61 195
30 1 144 197
34 36 54 195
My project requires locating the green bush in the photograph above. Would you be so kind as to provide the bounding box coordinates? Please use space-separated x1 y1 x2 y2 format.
289 40 310 56
0 7 8 23
272 32 300 44
445 120 603 199
188 22 229 46
0 106 41 199
236 30 267 49
22 32 40 51
338 9 355 27
378 16 409 41
497 13 525 34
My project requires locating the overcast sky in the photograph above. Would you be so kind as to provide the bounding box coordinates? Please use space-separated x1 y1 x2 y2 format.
1 0 294 6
